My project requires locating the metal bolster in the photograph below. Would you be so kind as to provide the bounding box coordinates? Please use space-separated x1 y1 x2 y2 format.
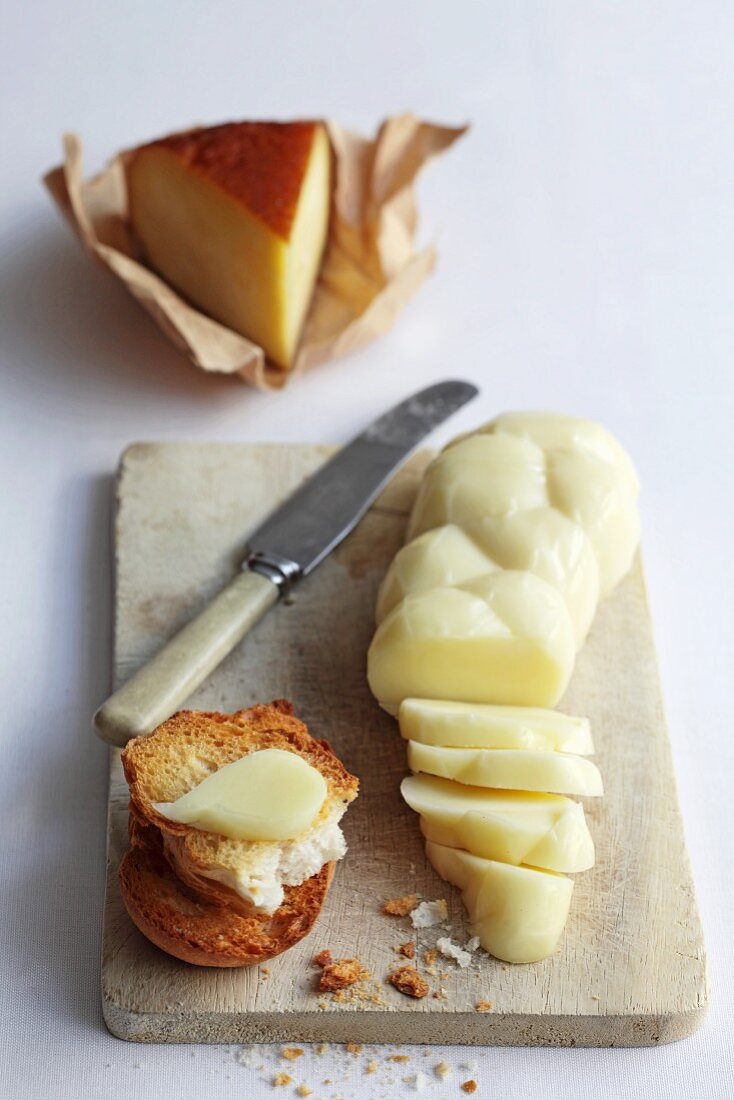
245 550 302 594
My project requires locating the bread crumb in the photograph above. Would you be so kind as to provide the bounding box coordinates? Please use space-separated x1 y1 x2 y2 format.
322 1079 332 1086
389 1055 410 1063
591 994 600 1001
273 1073 292 1087
312 949 332 968
281 1047 304 1061
345 1042 363 1054
436 936 472 968
365 1060 378 1075
319 959 368 992
434 1061 450 1078
462 1081 478 1094
410 899 448 929
296 1087 312 1098
389 965 430 999
314 1042 330 1055
475 1000 493 1012
423 949 438 967
398 942 416 959
260 966 270 977
404 1071 429 1090
235 1047 258 1068
383 894 418 917
317 999 328 1010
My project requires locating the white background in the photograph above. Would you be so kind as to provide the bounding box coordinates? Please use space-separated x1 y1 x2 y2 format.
1 2 733 1097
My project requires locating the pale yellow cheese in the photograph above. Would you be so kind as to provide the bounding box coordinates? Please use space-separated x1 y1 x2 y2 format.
402 774 594 871
482 411 639 496
375 525 496 626
153 748 327 841
398 699 594 754
377 510 599 645
407 414 640 598
407 742 603 796
406 434 547 541
367 571 576 713
426 841 574 963
546 450 640 597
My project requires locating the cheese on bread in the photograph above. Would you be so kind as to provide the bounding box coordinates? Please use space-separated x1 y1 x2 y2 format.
119 702 358 966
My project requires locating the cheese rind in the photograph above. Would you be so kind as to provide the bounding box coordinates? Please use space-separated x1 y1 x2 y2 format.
398 699 594 754
127 121 331 369
407 742 603 796
367 572 576 713
426 841 574 963
153 748 327 841
402 774 594 871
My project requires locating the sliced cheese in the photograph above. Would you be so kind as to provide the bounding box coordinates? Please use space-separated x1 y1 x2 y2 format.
127 121 331 369
153 748 327 841
402 774 594 871
407 742 603 796
426 841 573 963
367 571 576 713
398 699 594 754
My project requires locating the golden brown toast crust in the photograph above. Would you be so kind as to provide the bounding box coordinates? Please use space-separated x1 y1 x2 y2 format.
119 844 334 968
131 121 323 241
119 701 356 967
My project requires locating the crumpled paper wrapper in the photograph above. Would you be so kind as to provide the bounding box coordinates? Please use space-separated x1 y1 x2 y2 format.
44 115 467 390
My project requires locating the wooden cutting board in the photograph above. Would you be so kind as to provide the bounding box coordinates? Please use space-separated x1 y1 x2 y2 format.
101 442 707 1046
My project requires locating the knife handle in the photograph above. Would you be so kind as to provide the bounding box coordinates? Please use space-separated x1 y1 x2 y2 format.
93 570 279 747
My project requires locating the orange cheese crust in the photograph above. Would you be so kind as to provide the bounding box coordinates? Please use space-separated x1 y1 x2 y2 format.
135 121 323 241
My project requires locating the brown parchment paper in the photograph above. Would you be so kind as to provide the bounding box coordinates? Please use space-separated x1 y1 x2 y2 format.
44 116 467 390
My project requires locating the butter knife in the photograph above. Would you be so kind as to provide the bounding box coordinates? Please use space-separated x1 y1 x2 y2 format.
94 380 478 746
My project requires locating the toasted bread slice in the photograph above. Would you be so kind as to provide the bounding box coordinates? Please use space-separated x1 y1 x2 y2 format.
119 701 357 967
119 842 334 968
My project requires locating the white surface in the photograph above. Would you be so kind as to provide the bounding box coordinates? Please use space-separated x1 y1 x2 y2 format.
1 1 732 1097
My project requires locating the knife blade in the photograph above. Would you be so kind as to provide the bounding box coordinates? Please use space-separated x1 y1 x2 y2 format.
247 379 479 587
94 380 478 746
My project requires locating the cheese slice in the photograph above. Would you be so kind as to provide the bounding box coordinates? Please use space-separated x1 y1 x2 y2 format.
127 120 331 369
398 699 594 754
426 841 574 963
367 571 576 713
407 742 603 796
402 774 594 871
153 748 327 841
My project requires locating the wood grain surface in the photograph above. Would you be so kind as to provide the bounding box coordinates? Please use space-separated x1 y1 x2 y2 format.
101 442 707 1045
